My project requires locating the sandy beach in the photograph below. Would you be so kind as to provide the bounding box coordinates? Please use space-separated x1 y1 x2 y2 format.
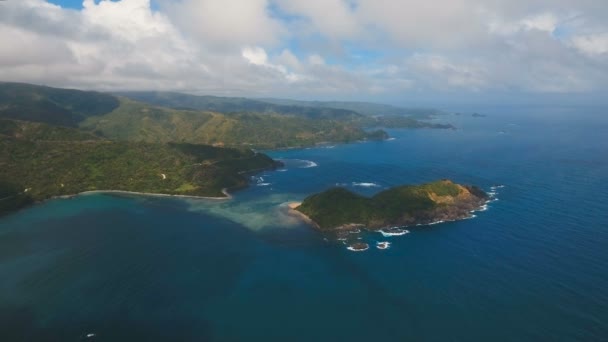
53 188 233 201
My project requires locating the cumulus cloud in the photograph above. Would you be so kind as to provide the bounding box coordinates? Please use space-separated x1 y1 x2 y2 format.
0 0 606 101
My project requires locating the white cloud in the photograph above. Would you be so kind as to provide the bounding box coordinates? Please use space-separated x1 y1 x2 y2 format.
0 0 606 99
242 47 270 66
158 0 284 48
571 33 608 56
275 0 359 39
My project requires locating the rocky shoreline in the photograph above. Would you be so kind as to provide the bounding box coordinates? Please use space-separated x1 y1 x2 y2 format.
292 180 490 236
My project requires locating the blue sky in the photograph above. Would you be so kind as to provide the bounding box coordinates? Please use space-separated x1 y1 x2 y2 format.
47 0 84 9
1 0 608 105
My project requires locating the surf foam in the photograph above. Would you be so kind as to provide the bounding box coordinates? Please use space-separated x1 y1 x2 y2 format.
352 182 380 188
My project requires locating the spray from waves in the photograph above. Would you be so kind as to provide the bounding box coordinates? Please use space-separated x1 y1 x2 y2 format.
352 182 381 188
376 241 391 250
300 160 318 168
278 159 319 169
346 245 369 252
251 176 272 187
379 228 410 237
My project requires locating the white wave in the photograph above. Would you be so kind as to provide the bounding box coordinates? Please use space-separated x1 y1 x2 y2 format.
347 245 369 252
387 137 396 141
427 220 445 225
257 183 272 186
352 182 380 188
298 160 318 168
277 159 318 169
380 229 410 237
376 241 391 250
276 169 288 172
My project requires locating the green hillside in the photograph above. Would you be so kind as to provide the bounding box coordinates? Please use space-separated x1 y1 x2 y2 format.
116 91 364 121
297 180 487 230
0 82 119 127
261 98 443 118
0 83 454 149
0 120 280 215
81 98 387 149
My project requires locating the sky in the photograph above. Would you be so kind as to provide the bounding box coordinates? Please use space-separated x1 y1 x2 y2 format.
1 0 607 105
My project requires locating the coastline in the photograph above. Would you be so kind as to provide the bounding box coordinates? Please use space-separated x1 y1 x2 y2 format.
52 188 232 201
285 202 320 229
286 198 492 232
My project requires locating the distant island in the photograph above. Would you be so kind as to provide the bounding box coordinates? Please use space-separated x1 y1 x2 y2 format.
291 180 489 249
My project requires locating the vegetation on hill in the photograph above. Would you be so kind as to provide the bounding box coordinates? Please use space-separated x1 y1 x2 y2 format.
261 98 444 118
120 92 454 128
0 83 454 149
0 82 119 127
0 181 33 217
116 91 365 121
296 180 488 230
0 120 280 216
81 98 387 149
0 119 101 141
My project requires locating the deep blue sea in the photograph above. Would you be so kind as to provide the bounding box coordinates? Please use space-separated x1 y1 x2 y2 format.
1 106 607 341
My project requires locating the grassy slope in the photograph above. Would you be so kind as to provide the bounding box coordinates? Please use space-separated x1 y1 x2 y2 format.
297 180 468 229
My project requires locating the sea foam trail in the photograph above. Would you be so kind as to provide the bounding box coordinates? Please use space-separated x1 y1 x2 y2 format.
352 182 381 188
379 229 410 237
347 245 369 252
376 241 391 250
276 159 319 169
300 160 318 168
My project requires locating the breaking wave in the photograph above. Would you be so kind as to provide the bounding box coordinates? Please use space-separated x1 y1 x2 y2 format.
352 182 381 188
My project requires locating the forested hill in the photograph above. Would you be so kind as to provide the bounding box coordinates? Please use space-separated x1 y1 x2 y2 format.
115 91 365 121
0 119 280 216
0 82 119 127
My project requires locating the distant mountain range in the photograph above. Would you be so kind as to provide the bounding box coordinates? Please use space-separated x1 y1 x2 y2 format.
0 82 452 149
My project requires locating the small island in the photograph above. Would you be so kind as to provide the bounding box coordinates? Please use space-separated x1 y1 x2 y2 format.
291 180 489 233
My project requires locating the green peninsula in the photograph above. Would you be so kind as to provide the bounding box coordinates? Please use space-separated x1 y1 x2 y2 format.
0 119 281 215
294 180 489 231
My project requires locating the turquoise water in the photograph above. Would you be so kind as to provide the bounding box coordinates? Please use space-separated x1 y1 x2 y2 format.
1 106 607 341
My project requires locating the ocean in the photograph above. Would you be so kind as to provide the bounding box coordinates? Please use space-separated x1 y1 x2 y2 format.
1 106 607 341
